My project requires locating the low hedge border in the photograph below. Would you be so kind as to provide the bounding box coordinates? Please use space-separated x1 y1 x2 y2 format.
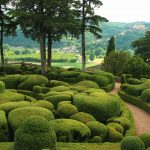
118 91 150 114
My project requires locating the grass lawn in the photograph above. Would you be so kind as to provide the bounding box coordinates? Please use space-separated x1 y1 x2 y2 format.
0 142 120 150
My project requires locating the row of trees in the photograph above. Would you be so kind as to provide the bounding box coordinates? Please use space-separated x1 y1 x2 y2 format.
0 0 107 74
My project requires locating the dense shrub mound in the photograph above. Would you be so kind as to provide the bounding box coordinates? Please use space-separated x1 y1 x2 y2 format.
0 110 9 142
14 116 56 150
139 133 150 149
8 106 54 130
119 78 150 114
70 112 96 124
49 119 91 142
0 81 5 94
121 136 145 150
73 93 121 122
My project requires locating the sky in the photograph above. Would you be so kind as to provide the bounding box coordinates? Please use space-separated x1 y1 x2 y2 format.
96 0 150 23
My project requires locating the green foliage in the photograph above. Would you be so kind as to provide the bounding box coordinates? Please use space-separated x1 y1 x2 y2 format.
43 94 71 109
0 81 5 93
106 36 115 56
73 93 121 122
141 88 150 103
90 136 103 143
49 119 91 142
139 133 150 149
8 106 54 131
89 52 95 61
76 80 99 89
0 110 9 142
57 104 78 118
70 112 96 124
127 78 143 85
124 56 150 79
86 121 107 140
107 123 124 134
102 51 131 76
121 74 132 84
121 136 145 150
49 80 69 87
14 116 56 150
51 86 70 92
18 75 48 91
132 31 150 63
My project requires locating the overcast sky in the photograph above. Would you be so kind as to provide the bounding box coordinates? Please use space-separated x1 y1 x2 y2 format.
96 0 150 22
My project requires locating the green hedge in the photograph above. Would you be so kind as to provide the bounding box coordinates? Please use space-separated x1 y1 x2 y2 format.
0 110 9 142
8 106 54 131
119 91 150 114
70 112 96 124
127 78 143 85
141 88 150 103
73 93 121 122
49 80 69 87
0 81 5 94
139 133 150 149
14 116 56 150
49 119 91 142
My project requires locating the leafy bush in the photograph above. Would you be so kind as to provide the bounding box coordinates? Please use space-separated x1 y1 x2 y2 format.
8 106 54 131
77 73 90 81
86 121 107 140
141 89 150 103
49 80 69 87
51 86 70 92
14 116 56 150
73 93 121 122
76 80 99 89
121 136 145 150
107 123 124 134
121 74 132 84
0 110 9 142
0 81 5 93
57 104 78 118
46 71 59 80
127 78 143 85
43 94 71 109
139 133 150 149
49 119 91 142
70 112 96 124
18 75 48 91
90 136 102 143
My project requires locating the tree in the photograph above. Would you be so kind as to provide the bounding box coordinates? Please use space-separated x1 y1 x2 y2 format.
80 0 107 70
0 0 17 64
89 51 95 61
106 36 115 56
132 31 150 63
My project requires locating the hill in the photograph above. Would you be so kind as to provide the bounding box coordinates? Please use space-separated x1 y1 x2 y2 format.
4 22 150 51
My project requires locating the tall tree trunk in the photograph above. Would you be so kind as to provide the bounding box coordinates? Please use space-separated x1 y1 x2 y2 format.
47 33 52 68
0 5 4 64
39 32 46 75
81 1 86 71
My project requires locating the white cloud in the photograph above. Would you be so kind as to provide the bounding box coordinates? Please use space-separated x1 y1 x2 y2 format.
96 0 150 22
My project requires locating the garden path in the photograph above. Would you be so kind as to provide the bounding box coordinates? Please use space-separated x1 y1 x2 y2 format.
111 82 150 136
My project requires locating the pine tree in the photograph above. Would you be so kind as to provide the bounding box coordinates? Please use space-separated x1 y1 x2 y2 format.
106 36 115 56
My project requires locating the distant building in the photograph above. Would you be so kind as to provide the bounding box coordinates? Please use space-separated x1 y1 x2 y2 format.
133 25 145 30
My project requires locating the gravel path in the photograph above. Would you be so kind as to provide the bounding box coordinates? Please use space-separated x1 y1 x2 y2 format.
111 82 150 135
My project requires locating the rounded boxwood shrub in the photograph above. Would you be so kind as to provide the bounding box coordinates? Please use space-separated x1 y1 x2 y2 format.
8 106 54 130
49 80 69 87
57 104 78 118
73 93 121 122
76 80 99 89
107 123 124 134
57 101 72 107
139 133 150 148
70 112 96 124
49 119 91 142
141 89 150 103
86 121 107 140
121 136 145 150
33 85 43 94
127 78 143 85
77 73 90 81
46 71 59 80
51 86 70 92
90 136 102 143
14 116 56 150
0 81 5 94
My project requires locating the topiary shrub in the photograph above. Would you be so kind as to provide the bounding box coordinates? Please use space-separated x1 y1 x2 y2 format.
8 106 54 131
86 121 107 140
77 73 90 81
121 136 145 150
82 88 105 94
33 85 43 94
14 116 57 150
73 93 121 122
127 78 143 85
49 80 69 87
75 80 99 89
90 136 102 143
120 84 129 91
18 75 48 91
51 86 70 92
107 123 124 134
70 112 96 124
121 74 132 84
57 104 78 118
0 81 5 94
49 119 91 142
141 89 150 103
69 85 87 92
46 71 59 80
139 133 150 149
0 110 9 142
43 94 71 109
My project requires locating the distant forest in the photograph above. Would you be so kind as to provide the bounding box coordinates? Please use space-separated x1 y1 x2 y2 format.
4 22 150 51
